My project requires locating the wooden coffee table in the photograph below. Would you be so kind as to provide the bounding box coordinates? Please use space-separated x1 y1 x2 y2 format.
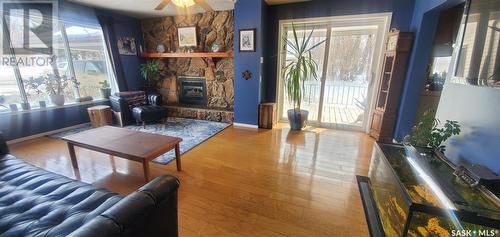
62 126 182 181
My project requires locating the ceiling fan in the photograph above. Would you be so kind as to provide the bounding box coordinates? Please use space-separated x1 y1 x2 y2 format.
154 0 214 11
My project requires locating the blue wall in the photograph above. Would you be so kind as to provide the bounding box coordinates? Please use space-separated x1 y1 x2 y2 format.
96 9 144 91
262 0 416 102
394 0 465 139
0 1 143 141
233 0 264 125
0 101 109 141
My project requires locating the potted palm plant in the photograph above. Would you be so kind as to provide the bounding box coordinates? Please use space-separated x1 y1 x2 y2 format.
282 24 325 130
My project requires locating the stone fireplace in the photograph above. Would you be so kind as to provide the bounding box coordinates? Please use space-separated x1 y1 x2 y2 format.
141 11 234 123
178 77 207 106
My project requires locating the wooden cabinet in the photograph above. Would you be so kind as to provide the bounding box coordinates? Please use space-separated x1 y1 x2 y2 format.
370 29 413 142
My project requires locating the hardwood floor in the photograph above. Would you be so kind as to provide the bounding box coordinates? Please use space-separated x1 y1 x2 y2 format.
10 124 374 237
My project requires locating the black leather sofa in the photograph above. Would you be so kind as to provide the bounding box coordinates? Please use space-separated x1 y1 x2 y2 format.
110 91 167 127
0 133 179 237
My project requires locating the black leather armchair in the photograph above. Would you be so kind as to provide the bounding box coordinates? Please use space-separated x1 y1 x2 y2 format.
110 91 167 127
0 133 179 237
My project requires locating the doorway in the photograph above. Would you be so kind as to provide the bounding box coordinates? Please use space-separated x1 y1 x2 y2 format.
277 13 392 132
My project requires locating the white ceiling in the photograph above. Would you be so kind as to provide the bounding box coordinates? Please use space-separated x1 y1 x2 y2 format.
69 0 311 18
68 0 236 18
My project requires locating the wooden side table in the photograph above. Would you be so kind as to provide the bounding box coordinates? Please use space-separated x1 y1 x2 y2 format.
259 103 277 129
87 105 112 128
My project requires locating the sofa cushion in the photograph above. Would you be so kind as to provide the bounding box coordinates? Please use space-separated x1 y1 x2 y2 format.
0 154 123 237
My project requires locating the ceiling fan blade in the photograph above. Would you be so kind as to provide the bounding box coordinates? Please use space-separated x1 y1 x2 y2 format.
155 0 171 10
194 0 213 11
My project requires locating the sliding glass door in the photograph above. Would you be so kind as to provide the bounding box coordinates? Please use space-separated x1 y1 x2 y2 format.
277 14 390 131
281 24 328 123
321 27 376 129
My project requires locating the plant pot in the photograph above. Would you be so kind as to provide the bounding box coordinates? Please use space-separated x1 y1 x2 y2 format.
21 102 31 110
287 109 309 131
100 88 112 99
49 94 65 106
9 104 18 111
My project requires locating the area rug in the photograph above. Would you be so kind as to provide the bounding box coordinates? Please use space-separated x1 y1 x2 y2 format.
49 117 230 164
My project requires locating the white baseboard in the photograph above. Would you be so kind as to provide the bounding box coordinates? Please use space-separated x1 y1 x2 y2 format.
233 122 258 129
7 123 90 145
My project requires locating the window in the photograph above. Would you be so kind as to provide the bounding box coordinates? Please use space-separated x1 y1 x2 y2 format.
0 66 21 111
0 16 116 111
66 24 112 99
449 0 500 87
20 24 75 105
429 56 452 85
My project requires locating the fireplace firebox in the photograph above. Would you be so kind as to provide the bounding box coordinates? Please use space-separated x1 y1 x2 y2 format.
178 77 207 106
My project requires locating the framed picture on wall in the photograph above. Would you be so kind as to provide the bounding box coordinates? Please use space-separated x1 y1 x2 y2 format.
117 37 137 55
239 29 256 52
178 27 197 47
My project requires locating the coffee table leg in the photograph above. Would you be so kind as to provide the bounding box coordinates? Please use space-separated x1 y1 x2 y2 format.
67 143 79 169
142 160 150 182
175 143 182 171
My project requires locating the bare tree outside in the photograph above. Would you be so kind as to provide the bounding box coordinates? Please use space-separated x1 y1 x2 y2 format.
327 34 374 82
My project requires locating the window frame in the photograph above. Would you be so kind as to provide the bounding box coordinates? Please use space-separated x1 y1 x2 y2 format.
1 18 116 113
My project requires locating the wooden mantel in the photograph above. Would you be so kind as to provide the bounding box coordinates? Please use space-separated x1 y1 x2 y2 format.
140 51 233 58
140 51 233 72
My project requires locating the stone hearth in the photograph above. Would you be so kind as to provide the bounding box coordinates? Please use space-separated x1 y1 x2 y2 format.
166 105 233 123
141 11 234 123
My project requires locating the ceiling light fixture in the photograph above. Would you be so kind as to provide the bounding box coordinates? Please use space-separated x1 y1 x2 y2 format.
171 0 196 8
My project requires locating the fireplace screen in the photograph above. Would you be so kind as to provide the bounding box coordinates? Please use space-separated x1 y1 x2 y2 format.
178 77 207 106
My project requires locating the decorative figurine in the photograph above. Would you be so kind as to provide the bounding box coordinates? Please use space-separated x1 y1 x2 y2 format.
242 70 252 80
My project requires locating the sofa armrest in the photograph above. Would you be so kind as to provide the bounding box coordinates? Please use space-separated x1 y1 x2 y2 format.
0 132 9 156
70 175 180 237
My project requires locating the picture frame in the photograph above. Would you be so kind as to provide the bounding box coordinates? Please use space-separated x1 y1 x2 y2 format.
117 37 137 55
239 29 256 52
178 27 197 47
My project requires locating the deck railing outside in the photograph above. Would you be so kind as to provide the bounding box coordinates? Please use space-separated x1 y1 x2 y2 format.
283 80 369 127
302 80 368 107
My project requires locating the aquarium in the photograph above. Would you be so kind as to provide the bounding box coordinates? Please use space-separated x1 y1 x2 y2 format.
366 143 500 237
